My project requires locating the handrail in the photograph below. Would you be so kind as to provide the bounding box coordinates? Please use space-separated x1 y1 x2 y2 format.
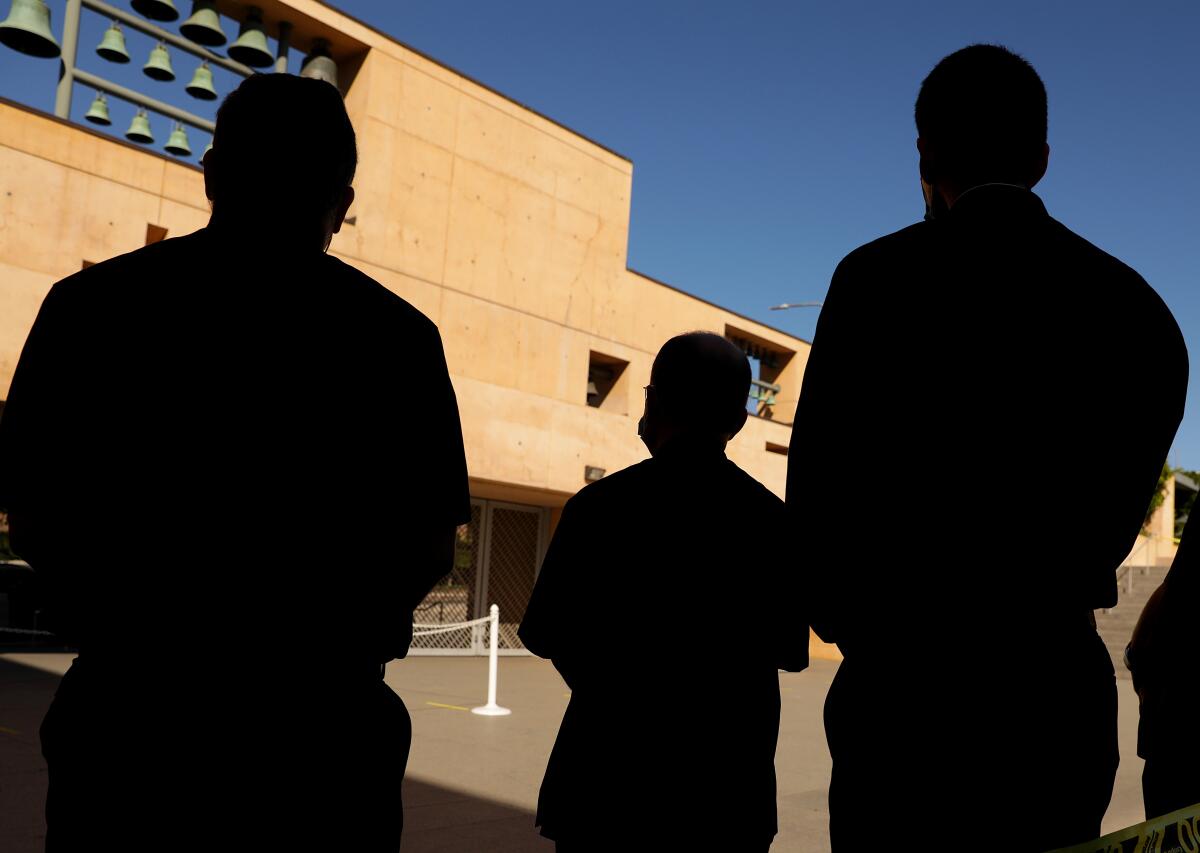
1107 533 1164 608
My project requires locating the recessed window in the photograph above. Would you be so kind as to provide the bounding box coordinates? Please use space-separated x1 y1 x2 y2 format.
766 442 789 456
726 326 795 422
587 351 630 414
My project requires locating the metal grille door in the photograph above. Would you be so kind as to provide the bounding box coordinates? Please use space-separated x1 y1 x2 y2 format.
410 503 485 654
480 503 545 652
409 500 547 655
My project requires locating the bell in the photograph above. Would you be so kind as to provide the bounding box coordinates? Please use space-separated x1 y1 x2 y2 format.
0 0 60 58
164 122 191 157
179 0 224 47
227 6 272 67
125 109 154 144
300 38 337 88
130 0 178 22
84 91 111 125
185 61 217 100
202 141 212 157
143 41 174 81
95 21 129 63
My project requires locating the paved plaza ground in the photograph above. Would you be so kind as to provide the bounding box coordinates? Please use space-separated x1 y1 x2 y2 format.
0 653 1146 851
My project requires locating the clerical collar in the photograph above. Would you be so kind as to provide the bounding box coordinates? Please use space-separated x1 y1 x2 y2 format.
950 182 1030 207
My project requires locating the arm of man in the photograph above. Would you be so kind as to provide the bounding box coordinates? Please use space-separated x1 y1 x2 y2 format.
401 528 457 614
519 497 587 688
380 320 471 660
1074 291 1188 602
0 277 90 637
785 258 863 645
1129 510 1197 700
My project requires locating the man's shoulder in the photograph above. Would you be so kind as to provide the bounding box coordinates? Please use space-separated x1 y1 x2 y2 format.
1046 219 1185 353
322 254 438 336
46 230 192 299
567 456 783 509
723 459 785 509
834 220 931 277
1047 218 1161 297
565 458 654 508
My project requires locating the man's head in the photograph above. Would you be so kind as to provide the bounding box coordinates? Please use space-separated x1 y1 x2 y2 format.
203 74 356 250
915 44 1049 205
639 332 751 456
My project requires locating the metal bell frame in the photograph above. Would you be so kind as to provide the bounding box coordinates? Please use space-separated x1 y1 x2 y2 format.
0 0 312 170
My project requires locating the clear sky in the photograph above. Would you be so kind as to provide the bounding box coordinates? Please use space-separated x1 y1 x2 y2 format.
2 0 1198 465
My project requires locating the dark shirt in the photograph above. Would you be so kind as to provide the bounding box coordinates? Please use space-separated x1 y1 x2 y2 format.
519 445 806 842
787 185 1188 655
0 228 471 671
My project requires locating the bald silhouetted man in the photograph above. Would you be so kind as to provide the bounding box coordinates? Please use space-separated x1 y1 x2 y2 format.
520 332 808 852
787 45 1187 850
0 75 469 850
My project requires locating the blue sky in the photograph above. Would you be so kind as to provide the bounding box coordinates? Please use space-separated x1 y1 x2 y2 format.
2 0 1198 466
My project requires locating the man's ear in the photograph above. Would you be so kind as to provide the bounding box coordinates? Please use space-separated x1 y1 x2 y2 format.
331 185 355 235
917 137 936 186
726 407 749 441
1027 142 1050 190
202 148 216 202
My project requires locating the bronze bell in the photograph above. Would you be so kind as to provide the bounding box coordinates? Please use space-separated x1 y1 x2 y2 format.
179 0 224 47
185 61 217 100
300 37 337 89
0 0 60 58
164 122 191 157
130 0 178 22
227 5 273 68
125 109 154 144
95 21 130 63
84 91 111 126
143 41 174 81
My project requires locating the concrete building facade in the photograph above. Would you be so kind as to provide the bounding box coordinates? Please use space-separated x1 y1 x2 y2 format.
0 0 815 652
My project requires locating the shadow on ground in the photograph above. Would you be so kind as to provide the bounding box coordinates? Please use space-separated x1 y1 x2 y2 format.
0 656 550 853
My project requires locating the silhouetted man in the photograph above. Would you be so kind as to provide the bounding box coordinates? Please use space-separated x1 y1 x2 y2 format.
520 332 808 852
786 45 1187 850
0 74 469 851
1128 514 1200 819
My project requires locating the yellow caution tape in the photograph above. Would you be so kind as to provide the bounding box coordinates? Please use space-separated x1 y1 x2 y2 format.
1050 802 1200 853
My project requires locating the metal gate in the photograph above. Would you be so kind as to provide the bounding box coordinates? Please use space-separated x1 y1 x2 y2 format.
409 499 548 655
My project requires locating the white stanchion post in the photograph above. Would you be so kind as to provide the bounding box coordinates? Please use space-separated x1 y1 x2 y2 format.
472 603 512 716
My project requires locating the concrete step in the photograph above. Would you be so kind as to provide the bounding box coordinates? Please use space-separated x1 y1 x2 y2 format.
1095 569 1163 675
1095 565 1169 677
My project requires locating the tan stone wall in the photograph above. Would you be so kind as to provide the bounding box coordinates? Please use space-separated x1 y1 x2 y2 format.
0 0 810 513
1125 477 1178 566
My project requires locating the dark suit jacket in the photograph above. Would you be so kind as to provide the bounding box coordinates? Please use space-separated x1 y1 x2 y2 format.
519 445 807 844
787 185 1187 656
0 228 471 672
